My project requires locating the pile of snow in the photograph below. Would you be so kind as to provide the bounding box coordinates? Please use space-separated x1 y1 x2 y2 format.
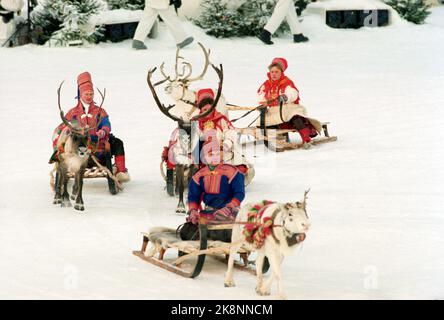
89 9 143 25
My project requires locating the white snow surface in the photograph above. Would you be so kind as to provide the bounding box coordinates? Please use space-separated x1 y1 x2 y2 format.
0 8 444 300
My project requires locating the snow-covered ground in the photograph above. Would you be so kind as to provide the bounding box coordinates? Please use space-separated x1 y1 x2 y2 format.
1 7 443 300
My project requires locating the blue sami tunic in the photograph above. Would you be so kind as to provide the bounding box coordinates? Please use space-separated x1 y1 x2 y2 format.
188 164 245 210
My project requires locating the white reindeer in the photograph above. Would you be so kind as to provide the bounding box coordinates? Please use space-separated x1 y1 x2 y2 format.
224 190 311 299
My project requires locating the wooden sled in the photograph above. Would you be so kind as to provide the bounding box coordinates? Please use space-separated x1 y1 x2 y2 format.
227 105 337 152
132 223 270 278
236 123 337 152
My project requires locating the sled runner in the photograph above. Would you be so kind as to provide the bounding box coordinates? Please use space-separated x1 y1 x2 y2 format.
132 221 270 278
236 125 337 152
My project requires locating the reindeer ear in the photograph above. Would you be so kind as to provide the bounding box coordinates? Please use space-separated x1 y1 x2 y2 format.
296 202 303 209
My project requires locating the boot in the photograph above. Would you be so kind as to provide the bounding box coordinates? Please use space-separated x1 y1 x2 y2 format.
258 29 274 45
177 36 194 49
298 127 312 144
293 33 309 43
115 155 130 182
132 40 147 50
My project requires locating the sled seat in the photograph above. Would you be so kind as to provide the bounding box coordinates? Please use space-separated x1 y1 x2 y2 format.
141 227 249 256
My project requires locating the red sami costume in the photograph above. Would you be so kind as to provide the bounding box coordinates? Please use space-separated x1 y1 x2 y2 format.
257 57 318 143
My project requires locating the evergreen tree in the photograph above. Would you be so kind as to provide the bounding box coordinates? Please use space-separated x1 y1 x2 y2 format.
31 0 106 46
386 0 431 24
192 0 242 38
194 0 309 38
237 0 290 36
107 0 144 10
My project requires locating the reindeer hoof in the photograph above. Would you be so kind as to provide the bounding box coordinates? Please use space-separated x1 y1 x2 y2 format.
61 201 72 208
277 293 288 300
74 204 85 211
256 286 270 296
53 198 62 205
224 281 235 288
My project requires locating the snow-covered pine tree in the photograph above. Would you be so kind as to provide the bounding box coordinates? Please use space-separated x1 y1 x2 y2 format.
107 0 144 10
236 0 290 36
31 0 106 46
386 0 431 24
194 0 305 38
192 0 242 38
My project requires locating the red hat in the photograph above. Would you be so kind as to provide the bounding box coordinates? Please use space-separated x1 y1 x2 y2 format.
77 71 94 95
196 88 215 107
269 57 288 72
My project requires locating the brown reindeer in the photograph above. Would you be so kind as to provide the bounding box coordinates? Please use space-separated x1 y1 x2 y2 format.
52 82 106 211
147 60 224 214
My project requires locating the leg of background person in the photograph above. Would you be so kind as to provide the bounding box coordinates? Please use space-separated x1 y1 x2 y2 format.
133 3 158 45
285 1 303 35
158 6 193 47
264 0 292 34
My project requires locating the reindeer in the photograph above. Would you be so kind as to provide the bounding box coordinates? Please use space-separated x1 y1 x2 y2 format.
159 42 228 120
147 59 224 214
52 82 106 211
224 190 311 300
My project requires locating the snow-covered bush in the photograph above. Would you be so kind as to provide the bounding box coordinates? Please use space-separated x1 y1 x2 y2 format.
192 0 242 38
106 0 144 10
236 0 290 36
31 0 106 45
386 0 431 24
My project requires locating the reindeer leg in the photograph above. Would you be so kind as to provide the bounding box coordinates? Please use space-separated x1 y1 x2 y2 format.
275 254 287 300
224 225 243 288
71 179 78 201
53 170 62 204
175 165 186 214
255 250 266 294
258 248 280 296
60 171 71 207
74 170 85 211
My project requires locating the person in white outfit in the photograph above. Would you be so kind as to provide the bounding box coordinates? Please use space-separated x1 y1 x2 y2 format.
258 0 309 45
132 0 193 50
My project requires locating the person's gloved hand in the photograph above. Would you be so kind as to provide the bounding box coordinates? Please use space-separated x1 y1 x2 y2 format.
96 129 106 139
214 205 239 222
186 209 199 225
278 94 288 104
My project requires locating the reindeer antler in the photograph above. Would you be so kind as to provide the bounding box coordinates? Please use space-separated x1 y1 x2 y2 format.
302 188 310 215
157 42 211 87
57 81 83 134
91 87 106 131
182 42 211 83
191 63 223 121
147 67 184 124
